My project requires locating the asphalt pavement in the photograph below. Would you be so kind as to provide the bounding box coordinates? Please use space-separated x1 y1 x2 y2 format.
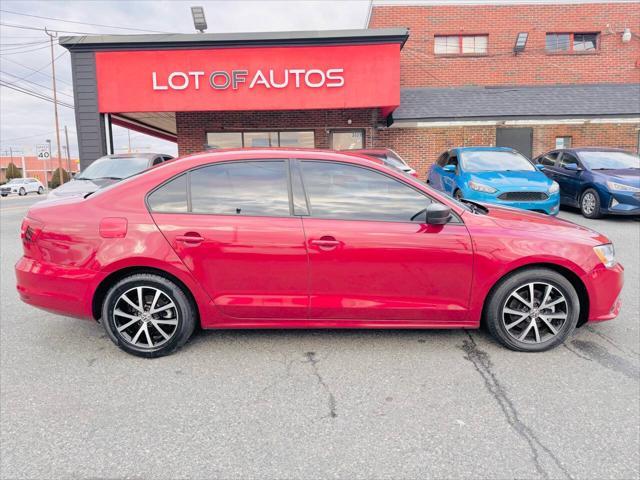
1 194 638 480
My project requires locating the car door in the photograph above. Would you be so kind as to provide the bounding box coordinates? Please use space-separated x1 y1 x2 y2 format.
441 154 459 194
297 159 473 323
555 152 584 205
148 159 309 319
428 152 449 190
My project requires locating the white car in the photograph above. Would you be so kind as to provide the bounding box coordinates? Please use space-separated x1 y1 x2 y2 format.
0 178 45 197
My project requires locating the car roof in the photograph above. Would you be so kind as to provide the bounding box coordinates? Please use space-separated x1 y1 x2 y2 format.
101 153 170 159
451 146 516 154
565 147 634 153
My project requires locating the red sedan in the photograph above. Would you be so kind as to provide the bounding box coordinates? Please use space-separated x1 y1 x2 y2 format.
15 149 623 357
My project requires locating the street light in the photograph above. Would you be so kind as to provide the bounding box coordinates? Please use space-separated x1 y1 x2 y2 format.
191 6 207 33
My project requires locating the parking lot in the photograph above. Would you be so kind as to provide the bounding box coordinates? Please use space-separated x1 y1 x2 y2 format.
1 194 638 480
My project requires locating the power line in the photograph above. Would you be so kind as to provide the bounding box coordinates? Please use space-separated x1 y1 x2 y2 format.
2 53 72 86
0 44 51 55
0 22 95 35
0 70 74 98
0 9 171 34
0 131 57 143
0 81 74 109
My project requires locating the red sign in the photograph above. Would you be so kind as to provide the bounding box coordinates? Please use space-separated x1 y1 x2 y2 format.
95 44 400 114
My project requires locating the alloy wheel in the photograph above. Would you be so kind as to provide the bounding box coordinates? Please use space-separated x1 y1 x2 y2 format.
502 282 568 344
582 192 597 215
112 286 179 349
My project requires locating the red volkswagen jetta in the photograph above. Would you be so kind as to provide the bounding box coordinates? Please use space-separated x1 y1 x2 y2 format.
16 149 623 357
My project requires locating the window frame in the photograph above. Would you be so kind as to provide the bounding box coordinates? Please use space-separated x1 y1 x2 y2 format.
546 32 599 54
434 34 489 57
146 158 464 225
295 159 463 225
559 151 582 168
329 129 365 150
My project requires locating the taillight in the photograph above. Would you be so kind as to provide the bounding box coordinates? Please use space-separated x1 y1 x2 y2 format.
21 217 44 244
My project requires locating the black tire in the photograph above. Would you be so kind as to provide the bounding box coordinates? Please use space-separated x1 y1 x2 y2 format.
485 268 580 352
101 273 197 358
19 187 26 196
1 194 7 197
454 189 463 201
580 188 602 219
37 186 44 195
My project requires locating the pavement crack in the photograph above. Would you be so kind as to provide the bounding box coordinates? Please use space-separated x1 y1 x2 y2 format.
461 331 573 480
304 351 337 419
570 340 640 381
585 326 640 358
563 343 592 361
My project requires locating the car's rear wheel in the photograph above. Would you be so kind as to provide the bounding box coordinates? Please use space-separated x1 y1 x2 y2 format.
37 186 44 195
485 268 580 352
19 187 26 196
101 273 196 358
580 188 602 219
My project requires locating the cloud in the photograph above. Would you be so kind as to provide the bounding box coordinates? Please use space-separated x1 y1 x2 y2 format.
1 0 370 160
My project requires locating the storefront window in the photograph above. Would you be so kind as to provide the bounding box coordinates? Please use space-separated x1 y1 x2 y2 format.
206 132 242 149
279 131 315 147
331 130 364 150
206 131 314 149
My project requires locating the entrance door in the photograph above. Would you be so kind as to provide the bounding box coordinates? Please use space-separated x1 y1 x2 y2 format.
496 127 533 159
297 160 473 323
148 160 309 319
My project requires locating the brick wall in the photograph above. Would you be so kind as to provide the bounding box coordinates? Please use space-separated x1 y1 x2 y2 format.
176 109 381 156
374 122 640 178
369 2 640 87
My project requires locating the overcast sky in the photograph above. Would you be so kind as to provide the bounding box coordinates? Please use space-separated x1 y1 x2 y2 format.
0 0 371 160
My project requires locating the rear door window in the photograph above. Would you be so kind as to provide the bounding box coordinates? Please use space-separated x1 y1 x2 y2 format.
147 174 188 213
190 161 290 216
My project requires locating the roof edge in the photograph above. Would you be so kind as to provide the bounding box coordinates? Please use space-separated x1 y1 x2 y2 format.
60 28 409 51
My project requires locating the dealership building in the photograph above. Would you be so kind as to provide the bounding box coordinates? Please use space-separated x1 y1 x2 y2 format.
61 0 640 176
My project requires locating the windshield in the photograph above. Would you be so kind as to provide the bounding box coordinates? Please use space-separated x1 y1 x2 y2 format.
578 151 640 170
461 151 536 172
76 156 150 180
7 179 22 184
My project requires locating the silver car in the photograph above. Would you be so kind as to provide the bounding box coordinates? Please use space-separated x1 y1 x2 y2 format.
47 153 173 200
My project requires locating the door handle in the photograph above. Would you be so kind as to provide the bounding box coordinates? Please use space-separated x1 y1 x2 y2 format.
310 236 340 250
175 232 204 245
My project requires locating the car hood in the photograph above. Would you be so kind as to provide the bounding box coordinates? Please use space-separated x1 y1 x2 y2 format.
594 169 640 187
48 178 118 198
467 170 552 190
477 203 608 243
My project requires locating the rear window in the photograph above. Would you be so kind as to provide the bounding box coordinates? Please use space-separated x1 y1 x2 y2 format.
147 174 188 213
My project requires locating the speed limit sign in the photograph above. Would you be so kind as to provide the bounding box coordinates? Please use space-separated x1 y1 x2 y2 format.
36 144 51 161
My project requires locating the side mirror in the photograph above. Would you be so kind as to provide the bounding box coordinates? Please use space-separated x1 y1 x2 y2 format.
426 203 452 225
535 164 545 171
564 163 581 171
443 165 456 173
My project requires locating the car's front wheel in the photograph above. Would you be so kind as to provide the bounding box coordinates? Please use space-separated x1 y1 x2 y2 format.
485 268 580 352
454 189 463 201
580 188 602 219
101 273 197 358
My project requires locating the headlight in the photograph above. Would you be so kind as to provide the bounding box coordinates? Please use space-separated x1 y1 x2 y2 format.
606 181 640 193
593 244 616 268
468 181 497 194
549 181 559 194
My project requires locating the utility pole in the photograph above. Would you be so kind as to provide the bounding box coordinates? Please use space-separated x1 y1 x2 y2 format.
64 125 72 173
45 27 64 185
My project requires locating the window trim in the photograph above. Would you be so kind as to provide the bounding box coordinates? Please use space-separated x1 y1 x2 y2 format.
434 34 489 57
296 159 463 225
545 32 599 54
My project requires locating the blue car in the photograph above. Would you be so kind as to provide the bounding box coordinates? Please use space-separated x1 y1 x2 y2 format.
427 147 560 215
534 148 640 218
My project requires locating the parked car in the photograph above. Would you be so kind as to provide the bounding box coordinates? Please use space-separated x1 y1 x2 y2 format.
534 148 640 218
1 178 45 197
427 147 560 215
348 148 418 177
16 149 622 357
47 153 174 200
